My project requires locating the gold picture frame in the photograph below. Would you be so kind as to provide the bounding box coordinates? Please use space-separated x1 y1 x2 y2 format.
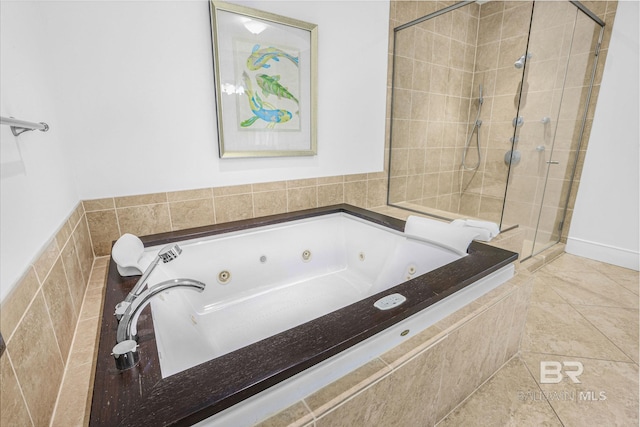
209 1 318 158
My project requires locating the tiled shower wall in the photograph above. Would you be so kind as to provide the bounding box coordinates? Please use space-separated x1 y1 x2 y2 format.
386 0 618 244
459 1 533 223
387 0 533 220
0 204 94 426
388 1 480 211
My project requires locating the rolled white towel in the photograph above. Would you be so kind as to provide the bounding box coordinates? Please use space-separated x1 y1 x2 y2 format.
405 215 480 255
450 219 500 242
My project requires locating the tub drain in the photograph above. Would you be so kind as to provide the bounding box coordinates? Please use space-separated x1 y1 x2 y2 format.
217 270 231 284
302 250 312 262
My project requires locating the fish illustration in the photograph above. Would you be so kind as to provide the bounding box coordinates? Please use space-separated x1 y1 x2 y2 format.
240 72 292 129
246 44 299 70
256 74 299 104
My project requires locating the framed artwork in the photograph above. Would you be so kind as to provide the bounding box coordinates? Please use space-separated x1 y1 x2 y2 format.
209 1 318 158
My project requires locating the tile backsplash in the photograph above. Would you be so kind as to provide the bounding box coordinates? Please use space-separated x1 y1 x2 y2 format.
0 169 532 427
84 173 388 256
0 171 387 426
0 203 94 426
0 171 389 426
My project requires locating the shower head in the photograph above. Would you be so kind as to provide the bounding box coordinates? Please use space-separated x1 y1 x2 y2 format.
158 243 182 263
514 53 532 69
115 242 184 315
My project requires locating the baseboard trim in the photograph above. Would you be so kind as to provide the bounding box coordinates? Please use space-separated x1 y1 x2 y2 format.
565 237 639 271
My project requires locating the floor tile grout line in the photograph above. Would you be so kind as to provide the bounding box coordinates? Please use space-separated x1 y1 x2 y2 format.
520 353 566 427
538 267 633 297
540 262 638 300
534 269 638 317
522 349 636 365
434 354 522 426
567 302 639 366
532 285 571 306
525 299 635 364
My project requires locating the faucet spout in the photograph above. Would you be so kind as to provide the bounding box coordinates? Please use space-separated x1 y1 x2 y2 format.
126 243 182 303
114 243 182 319
116 278 205 343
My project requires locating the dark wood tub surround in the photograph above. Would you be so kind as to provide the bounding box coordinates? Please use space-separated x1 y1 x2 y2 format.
89 204 518 426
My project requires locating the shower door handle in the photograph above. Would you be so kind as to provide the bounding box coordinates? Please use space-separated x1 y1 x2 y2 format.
546 160 560 165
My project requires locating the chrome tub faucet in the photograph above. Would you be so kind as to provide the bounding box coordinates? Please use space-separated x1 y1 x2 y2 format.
114 243 182 320
112 278 206 371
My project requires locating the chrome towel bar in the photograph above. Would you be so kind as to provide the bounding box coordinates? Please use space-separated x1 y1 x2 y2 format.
1 116 49 136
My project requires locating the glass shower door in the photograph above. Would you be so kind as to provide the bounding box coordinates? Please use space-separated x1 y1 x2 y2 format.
504 1 604 259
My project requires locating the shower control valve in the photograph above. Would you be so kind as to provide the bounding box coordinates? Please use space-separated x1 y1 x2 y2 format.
512 116 524 127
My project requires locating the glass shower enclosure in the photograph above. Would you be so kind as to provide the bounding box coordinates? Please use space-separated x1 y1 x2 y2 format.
386 0 605 260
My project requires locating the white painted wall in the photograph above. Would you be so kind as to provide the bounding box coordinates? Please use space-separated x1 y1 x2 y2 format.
0 1 390 300
566 0 640 271
51 0 390 198
0 1 80 300
4 0 632 304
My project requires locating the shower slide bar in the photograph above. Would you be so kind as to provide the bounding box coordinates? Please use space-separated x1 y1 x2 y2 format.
1 116 49 136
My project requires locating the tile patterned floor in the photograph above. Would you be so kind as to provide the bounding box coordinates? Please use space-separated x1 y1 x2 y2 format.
438 253 639 426
51 253 638 426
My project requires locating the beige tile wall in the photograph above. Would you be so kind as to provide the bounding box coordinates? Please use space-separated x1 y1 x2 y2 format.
84 173 388 256
387 1 535 221
459 1 532 223
386 0 618 259
388 0 481 212
0 171 387 426
0 203 95 426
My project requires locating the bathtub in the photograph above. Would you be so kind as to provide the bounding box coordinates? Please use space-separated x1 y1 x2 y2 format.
89 205 517 426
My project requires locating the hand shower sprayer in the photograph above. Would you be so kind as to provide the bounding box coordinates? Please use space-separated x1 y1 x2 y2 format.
514 52 533 69
114 243 183 320
461 84 483 171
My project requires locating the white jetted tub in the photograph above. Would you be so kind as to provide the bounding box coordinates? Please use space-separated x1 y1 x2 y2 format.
149 212 465 378
90 205 517 427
